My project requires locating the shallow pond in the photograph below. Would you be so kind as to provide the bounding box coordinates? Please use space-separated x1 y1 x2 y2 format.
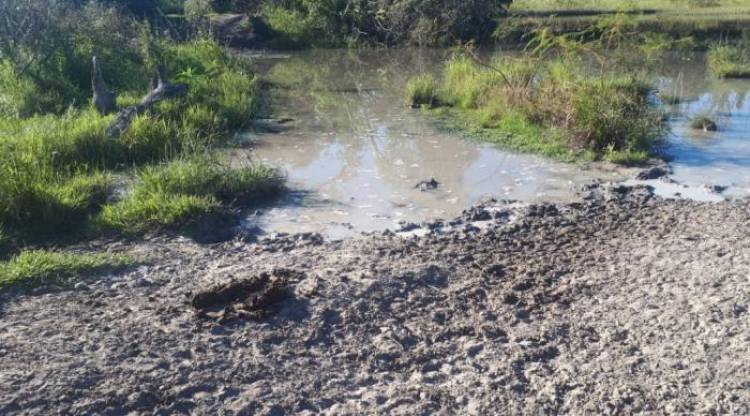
239 49 750 237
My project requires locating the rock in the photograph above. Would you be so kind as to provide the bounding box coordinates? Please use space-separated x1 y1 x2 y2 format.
635 166 670 180
414 178 440 191
74 282 90 291
705 184 728 194
192 270 299 323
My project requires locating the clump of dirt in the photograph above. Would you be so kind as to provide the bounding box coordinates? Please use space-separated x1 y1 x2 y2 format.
191 269 303 323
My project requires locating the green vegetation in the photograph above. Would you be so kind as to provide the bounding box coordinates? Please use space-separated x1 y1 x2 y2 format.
707 45 750 78
258 0 512 46
406 75 440 108
511 0 749 12
98 158 283 234
0 1 285 266
0 250 135 289
411 56 663 164
502 1 750 48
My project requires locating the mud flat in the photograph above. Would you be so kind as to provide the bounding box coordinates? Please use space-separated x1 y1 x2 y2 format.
1 186 749 415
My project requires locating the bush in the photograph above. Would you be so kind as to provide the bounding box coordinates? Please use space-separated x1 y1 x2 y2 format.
0 250 134 289
0 167 114 235
0 1 150 116
0 36 280 248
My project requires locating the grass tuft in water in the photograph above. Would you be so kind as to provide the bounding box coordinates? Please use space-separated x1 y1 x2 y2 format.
406 75 440 108
0 250 135 289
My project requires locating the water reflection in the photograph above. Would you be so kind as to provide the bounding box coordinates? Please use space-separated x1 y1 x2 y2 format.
239 49 750 237
242 49 625 237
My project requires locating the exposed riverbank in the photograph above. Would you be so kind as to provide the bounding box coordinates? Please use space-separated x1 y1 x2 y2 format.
1 185 748 414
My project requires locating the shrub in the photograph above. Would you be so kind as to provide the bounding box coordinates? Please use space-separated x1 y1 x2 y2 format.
0 169 114 235
0 1 150 116
0 250 134 289
96 157 282 234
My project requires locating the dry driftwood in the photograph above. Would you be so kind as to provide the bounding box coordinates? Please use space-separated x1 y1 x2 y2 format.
105 64 188 138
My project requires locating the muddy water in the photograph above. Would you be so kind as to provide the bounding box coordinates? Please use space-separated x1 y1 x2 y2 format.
655 54 750 199
240 49 750 237
240 49 627 237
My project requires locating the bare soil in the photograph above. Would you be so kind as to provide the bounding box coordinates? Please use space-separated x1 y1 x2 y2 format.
1 185 749 415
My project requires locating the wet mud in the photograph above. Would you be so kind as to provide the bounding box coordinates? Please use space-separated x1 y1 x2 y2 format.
1 185 748 415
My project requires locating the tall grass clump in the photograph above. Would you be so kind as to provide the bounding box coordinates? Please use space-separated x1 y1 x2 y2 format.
707 45 750 78
97 157 283 234
406 75 439 108
0 250 134 289
414 56 663 163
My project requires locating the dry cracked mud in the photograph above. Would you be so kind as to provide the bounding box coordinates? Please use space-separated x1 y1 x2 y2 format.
1 185 749 415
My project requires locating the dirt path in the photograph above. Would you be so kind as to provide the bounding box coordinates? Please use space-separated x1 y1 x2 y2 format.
1 186 748 415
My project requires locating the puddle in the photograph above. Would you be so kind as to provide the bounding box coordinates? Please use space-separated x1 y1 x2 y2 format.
656 55 750 199
237 49 750 238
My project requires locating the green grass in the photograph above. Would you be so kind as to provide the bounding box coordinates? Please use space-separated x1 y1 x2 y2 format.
136 158 284 203
406 75 440 108
0 250 135 289
97 193 220 234
510 0 750 13
707 44 750 78
501 1 750 47
413 56 663 164
0 38 283 249
96 158 283 234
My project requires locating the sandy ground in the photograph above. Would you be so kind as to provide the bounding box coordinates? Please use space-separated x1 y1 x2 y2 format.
0 185 749 415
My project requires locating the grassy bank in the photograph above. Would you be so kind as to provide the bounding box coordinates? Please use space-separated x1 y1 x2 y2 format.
707 44 750 78
0 39 279 240
408 56 663 164
0 38 283 285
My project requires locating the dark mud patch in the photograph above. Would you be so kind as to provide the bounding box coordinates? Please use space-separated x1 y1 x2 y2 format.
191 269 305 323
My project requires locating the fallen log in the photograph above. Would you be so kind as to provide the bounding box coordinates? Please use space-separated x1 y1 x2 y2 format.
105 64 188 138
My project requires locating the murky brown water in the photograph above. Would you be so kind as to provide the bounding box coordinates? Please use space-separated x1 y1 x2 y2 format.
238 49 750 237
239 49 628 237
